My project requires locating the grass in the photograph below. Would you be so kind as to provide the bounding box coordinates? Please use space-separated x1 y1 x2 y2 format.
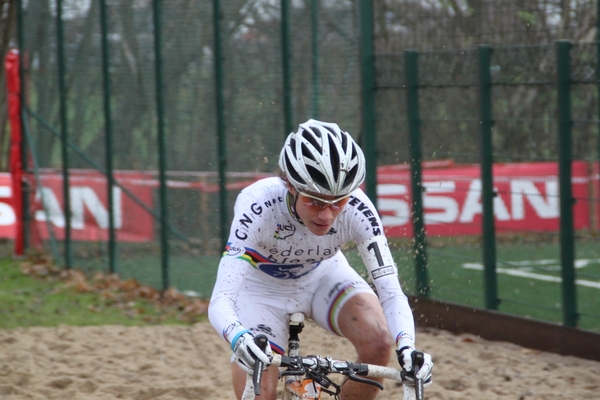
0 255 207 330
4 233 600 333
74 236 600 332
345 237 600 332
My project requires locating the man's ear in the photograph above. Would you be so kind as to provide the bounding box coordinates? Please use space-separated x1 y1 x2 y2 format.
282 178 295 194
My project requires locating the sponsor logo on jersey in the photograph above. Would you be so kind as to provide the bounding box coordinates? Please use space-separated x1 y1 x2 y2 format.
234 196 285 241
237 246 338 277
274 222 296 240
327 282 344 299
251 324 274 336
348 196 381 236
257 261 320 279
395 331 415 347
371 265 395 279
223 320 242 340
234 202 264 241
267 245 340 264
224 243 243 257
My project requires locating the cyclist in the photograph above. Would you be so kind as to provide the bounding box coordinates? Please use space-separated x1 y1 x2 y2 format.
209 119 433 399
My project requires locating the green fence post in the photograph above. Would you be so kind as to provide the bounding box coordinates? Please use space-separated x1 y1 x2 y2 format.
213 0 228 250
556 40 578 327
359 0 377 205
56 0 72 269
405 50 429 297
99 0 116 274
15 0 30 251
281 0 293 136
310 0 319 119
597 0 600 232
478 45 498 310
152 0 170 291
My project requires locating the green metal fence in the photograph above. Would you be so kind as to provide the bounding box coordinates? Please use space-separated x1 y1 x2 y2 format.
375 42 600 330
13 0 364 292
7 1 600 332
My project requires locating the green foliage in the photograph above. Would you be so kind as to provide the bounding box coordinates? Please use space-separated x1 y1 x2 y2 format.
516 10 537 26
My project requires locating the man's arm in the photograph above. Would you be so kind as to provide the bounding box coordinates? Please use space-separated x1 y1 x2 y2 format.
356 235 416 350
208 255 251 344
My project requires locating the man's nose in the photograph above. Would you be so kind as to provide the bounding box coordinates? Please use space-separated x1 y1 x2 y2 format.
317 205 334 220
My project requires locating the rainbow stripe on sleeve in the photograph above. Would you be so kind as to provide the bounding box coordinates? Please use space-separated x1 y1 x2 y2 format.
395 331 414 348
224 243 272 268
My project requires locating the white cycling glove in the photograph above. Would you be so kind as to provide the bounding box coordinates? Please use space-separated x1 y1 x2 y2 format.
231 331 272 374
397 346 434 387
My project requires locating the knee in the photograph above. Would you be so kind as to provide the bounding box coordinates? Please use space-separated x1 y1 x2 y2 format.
354 329 392 365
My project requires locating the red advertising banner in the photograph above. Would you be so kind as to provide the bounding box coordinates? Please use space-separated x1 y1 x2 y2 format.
378 161 591 237
0 171 154 242
0 162 595 243
0 174 16 238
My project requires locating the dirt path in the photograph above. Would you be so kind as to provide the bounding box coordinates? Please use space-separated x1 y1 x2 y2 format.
0 320 598 399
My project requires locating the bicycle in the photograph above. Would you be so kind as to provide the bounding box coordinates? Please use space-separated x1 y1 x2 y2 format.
242 312 426 400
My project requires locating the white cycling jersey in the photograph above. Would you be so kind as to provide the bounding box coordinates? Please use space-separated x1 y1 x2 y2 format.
208 177 415 352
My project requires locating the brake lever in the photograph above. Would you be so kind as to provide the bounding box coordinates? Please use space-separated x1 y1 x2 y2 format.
252 334 269 396
320 381 342 397
279 368 306 377
346 366 384 390
412 351 425 400
278 356 307 378
305 370 333 389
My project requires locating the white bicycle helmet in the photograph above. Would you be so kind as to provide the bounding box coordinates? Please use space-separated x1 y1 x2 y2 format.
279 119 366 196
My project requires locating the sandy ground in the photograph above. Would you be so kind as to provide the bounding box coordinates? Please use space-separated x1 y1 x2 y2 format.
0 320 599 400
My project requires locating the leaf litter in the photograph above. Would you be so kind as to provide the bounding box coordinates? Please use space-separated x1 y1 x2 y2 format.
17 252 209 324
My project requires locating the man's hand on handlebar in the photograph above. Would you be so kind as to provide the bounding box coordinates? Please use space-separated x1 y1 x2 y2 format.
232 331 272 374
397 346 433 387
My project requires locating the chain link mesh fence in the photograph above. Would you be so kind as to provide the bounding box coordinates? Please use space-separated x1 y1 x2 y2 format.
5 0 600 331
15 0 363 298
374 41 600 330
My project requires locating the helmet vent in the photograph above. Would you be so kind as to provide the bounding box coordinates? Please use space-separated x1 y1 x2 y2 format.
301 143 316 161
340 130 348 149
306 165 330 191
285 154 306 185
289 138 298 159
328 134 340 180
302 129 323 154
343 165 359 189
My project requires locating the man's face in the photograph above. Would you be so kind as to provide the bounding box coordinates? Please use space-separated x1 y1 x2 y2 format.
289 187 350 236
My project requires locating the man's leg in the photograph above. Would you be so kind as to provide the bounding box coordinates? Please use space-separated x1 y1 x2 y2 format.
232 362 280 400
337 292 392 400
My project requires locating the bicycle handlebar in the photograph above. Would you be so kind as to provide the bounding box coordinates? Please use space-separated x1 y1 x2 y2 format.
242 335 426 400
243 354 408 399
273 354 383 390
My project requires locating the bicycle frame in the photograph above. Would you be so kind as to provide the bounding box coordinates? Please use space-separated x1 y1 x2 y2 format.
282 312 319 400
